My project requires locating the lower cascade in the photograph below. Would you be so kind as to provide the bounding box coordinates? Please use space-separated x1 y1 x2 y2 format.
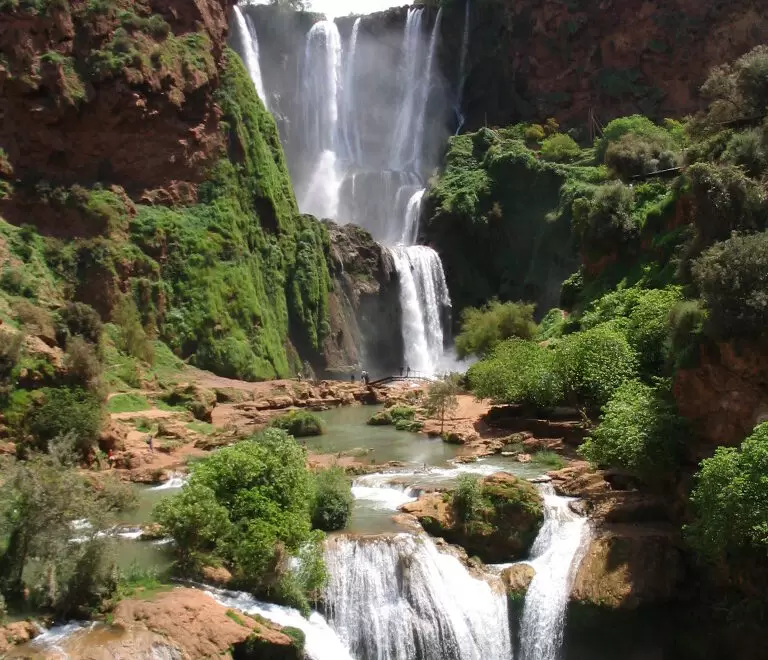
324 533 511 660
517 484 592 660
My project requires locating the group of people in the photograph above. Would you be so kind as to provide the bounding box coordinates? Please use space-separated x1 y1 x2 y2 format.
399 365 411 377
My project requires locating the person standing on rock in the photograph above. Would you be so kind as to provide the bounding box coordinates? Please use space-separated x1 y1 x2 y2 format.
146 433 154 454
406 365 411 378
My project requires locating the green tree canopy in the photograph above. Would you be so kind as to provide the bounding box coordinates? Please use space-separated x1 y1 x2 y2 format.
455 300 537 358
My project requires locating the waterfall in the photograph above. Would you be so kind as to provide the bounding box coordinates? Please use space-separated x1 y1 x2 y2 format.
340 17 363 165
352 473 420 510
207 587 354 660
389 244 450 376
401 188 425 245
411 8 443 173
325 534 511 660
232 5 268 109
455 0 470 133
518 484 591 660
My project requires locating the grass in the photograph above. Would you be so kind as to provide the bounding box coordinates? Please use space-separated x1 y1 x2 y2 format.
226 609 247 627
187 421 214 435
154 399 187 413
532 451 567 470
114 564 172 602
107 392 151 413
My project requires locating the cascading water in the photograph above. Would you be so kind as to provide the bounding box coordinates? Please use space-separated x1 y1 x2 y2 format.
455 0 471 133
390 244 450 375
517 483 591 660
325 534 511 660
340 17 363 165
232 5 268 109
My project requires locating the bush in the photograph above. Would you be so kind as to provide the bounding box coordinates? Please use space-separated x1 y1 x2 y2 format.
26 387 103 456
687 162 766 246
467 339 564 409
686 422 768 561
604 133 679 179
311 467 353 532
667 300 707 366
700 46 768 123
540 134 581 163
536 308 567 341
579 380 685 477
595 115 677 162
554 323 637 409
625 287 683 376
112 296 154 364
560 271 584 310
721 128 768 178
64 336 104 394
691 231 768 339
269 410 325 437
572 181 637 253
12 300 54 340
56 302 103 346
455 300 537 358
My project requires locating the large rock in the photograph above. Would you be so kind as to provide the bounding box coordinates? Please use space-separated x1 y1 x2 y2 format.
501 563 536 598
0 621 39 656
571 525 685 610
401 472 544 563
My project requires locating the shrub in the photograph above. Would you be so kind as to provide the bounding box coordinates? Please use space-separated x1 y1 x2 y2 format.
721 128 768 178
525 124 546 143
687 162 766 246
532 451 566 469
310 467 353 532
579 380 685 477
572 181 637 253
269 410 325 437
625 287 683 376
455 300 537 358
540 134 581 163
595 115 677 162
112 296 154 364
26 387 103 456
686 422 768 561
423 375 459 434
554 323 637 409
700 46 768 123
12 300 54 340
453 474 484 527
691 231 768 339
64 336 104 394
467 339 564 409
604 133 679 179
56 302 103 346
536 308 567 341
560 271 584 310
667 300 707 366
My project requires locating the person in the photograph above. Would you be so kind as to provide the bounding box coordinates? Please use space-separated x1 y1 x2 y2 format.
362 370 369 385
406 365 411 378
350 373 355 383
107 449 115 469
399 366 404 377
146 433 154 454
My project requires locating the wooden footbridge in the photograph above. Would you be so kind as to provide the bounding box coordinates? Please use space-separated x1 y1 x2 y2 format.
368 372 436 386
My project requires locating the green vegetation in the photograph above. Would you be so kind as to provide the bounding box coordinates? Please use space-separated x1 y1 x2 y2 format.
153 429 326 614
423 374 460 434
532 451 567 470
687 423 768 561
106 392 150 414
455 300 537 358
269 410 325 437
367 405 422 432
310 467 353 532
540 134 581 163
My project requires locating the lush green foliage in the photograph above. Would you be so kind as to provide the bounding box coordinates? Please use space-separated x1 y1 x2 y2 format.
595 115 678 162
699 46 768 124
687 423 768 561
467 339 563 408
604 133 679 179
111 296 154 365
572 181 637 255
367 405 422 432
106 392 150 413
269 410 325 437
153 429 325 613
692 231 768 340
310 467 353 532
580 380 685 477
554 323 637 409
455 300 537 358
540 134 581 163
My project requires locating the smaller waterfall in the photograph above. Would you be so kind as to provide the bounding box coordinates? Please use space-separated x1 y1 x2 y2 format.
340 17 363 165
233 5 268 109
411 8 443 172
352 473 420 510
150 472 187 490
325 534 511 660
390 245 451 376
401 188 425 245
455 0 471 133
518 484 591 660
207 587 354 660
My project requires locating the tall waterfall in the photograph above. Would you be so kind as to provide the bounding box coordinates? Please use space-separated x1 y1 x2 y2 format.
518 484 591 660
455 0 470 132
232 5 268 108
325 534 511 660
340 17 363 165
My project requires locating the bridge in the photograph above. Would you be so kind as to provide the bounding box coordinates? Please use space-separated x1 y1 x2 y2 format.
368 373 436 386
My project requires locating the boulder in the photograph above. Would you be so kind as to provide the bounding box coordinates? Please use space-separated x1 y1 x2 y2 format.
202 565 233 587
571 525 685 610
401 472 544 563
0 621 39 656
501 563 536 598
98 420 127 452
162 384 217 422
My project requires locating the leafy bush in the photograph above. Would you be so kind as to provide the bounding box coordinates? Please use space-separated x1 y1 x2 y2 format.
625 287 683 376
691 231 768 339
453 474 485 527
572 181 638 253
687 162 766 247
310 467 353 532
667 300 707 366
560 271 584 310
455 300 537 358
687 422 768 560
532 451 566 469
540 134 581 163
700 46 768 123
721 128 768 178
56 302 103 345
25 387 103 456
595 115 677 162
64 336 104 394
536 308 567 341
579 380 686 477
554 323 637 409
604 133 679 179
112 296 154 364
467 339 564 409
269 410 325 437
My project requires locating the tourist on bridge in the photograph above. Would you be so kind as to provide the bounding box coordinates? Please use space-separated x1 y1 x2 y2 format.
406 365 411 378
399 366 404 377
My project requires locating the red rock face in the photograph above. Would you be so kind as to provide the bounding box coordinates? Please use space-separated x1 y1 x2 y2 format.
673 341 768 453
0 0 236 204
458 0 768 128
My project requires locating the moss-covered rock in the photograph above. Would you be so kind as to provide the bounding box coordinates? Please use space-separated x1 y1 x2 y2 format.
401 472 544 563
269 409 325 437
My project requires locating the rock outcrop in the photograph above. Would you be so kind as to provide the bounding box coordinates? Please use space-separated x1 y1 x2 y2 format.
401 472 544 563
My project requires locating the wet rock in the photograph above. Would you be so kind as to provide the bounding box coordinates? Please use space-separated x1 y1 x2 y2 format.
517 453 532 463
202 565 233 587
501 564 536 598
0 621 40 656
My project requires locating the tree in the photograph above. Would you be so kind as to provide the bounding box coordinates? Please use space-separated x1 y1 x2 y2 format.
455 300 537 358
112 295 154 365
424 374 460 434
311 468 353 532
687 422 768 561
540 134 581 163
